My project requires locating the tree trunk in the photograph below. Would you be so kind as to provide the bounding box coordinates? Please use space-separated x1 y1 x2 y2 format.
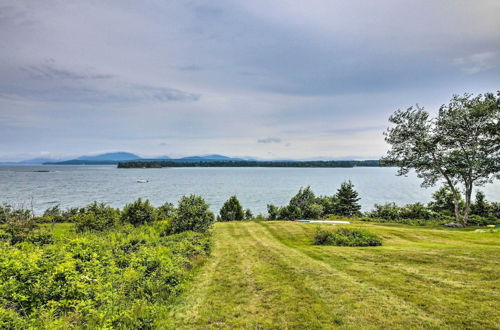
448 185 462 223
463 182 473 227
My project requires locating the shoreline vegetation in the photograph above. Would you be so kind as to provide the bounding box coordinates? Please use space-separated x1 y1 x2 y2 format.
1 188 498 327
116 159 381 168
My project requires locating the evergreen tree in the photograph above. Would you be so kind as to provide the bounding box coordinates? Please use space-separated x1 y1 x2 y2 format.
219 196 245 221
472 191 490 217
244 208 253 220
334 180 361 217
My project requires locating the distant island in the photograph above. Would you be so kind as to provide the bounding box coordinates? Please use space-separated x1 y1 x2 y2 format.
43 153 251 165
0 152 382 167
117 160 381 168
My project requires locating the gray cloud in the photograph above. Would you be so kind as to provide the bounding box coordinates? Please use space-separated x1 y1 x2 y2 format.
1 61 200 104
0 0 499 160
257 137 282 144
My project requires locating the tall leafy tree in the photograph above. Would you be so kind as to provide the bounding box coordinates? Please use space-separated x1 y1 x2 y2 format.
383 92 499 225
219 196 245 221
289 186 316 211
334 180 361 217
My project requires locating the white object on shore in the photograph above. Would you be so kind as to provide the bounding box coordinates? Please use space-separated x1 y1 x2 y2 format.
136 179 149 183
294 220 350 224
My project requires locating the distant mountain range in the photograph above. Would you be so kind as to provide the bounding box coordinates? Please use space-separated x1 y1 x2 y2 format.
40 152 250 165
76 152 143 161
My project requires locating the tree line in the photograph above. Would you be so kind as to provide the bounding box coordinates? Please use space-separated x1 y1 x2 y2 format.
117 160 381 168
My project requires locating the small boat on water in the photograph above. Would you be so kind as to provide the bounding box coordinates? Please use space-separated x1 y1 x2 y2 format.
136 179 149 183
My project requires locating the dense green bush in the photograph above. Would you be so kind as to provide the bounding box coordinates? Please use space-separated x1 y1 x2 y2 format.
314 227 382 246
157 202 176 220
359 217 447 226
74 202 121 232
121 198 156 226
266 183 362 220
0 204 31 224
244 208 253 220
428 186 464 216
168 195 214 234
367 202 436 221
0 220 212 328
37 205 79 223
219 196 245 221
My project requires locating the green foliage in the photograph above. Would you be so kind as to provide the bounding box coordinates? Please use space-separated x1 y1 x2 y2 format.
157 202 176 220
119 160 381 168
471 191 490 217
219 196 245 221
266 183 362 220
313 227 382 246
491 202 500 219
0 221 212 328
121 198 156 226
428 186 463 216
367 202 439 224
315 195 337 215
168 195 214 234
289 186 316 211
0 204 31 224
304 203 324 219
333 181 361 217
74 202 120 232
267 204 280 220
383 92 500 224
244 209 253 220
279 205 302 220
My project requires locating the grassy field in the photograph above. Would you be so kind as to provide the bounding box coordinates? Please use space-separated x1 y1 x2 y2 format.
166 221 499 329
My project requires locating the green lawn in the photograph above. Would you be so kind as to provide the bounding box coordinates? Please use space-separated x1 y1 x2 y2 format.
165 221 500 329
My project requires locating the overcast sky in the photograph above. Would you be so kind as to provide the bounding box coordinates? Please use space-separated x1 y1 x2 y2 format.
1 0 499 161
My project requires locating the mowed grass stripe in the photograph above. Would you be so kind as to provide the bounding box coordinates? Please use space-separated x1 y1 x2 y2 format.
260 221 500 329
167 221 499 329
249 221 445 328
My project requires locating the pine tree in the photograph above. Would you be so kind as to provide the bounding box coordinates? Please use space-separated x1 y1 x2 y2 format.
334 180 361 217
472 191 490 217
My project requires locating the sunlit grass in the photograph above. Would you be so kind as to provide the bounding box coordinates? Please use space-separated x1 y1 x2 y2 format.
167 221 500 328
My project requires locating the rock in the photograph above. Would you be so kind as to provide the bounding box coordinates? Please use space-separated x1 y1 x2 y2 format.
444 222 464 228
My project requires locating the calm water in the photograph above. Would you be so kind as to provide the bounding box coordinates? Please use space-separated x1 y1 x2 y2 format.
0 165 498 215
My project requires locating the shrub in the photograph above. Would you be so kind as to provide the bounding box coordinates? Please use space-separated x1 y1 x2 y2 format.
304 203 324 219
121 198 156 226
0 220 212 328
244 209 253 220
267 204 280 220
219 196 244 221
168 195 214 234
0 204 31 224
491 202 500 219
367 202 400 220
157 202 175 220
314 227 382 246
399 203 433 220
279 205 302 220
428 186 464 216
74 202 120 232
